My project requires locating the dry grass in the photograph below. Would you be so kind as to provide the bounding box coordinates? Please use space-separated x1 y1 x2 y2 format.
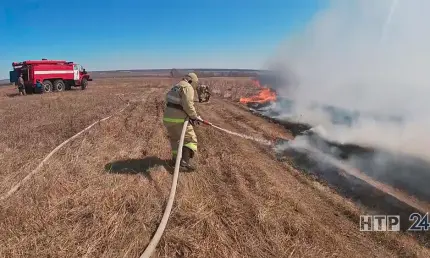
0 77 429 258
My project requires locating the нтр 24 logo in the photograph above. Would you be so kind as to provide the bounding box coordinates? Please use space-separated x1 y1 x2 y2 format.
408 213 430 231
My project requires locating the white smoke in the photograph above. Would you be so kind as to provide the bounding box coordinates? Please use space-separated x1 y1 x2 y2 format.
270 0 430 161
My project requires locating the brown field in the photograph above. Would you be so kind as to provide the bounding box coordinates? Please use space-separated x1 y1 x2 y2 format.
0 77 429 258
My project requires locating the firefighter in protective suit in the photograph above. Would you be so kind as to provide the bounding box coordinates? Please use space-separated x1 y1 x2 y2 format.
197 84 211 102
163 72 202 172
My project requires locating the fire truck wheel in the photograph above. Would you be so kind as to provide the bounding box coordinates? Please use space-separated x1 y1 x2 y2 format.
25 85 33 95
54 80 65 92
43 80 53 93
65 82 72 91
81 78 88 90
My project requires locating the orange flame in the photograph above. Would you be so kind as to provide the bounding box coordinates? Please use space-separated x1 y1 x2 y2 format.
240 80 277 104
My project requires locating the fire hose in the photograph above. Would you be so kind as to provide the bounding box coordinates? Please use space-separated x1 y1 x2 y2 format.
199 119 273 146
0 103 130 202
140 118 274 258
140 120 189 258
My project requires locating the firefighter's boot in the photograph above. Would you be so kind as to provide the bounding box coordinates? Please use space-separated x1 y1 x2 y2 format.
180 146 196 172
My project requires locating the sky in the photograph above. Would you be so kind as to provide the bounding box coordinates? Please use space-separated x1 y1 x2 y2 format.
0 0 327 79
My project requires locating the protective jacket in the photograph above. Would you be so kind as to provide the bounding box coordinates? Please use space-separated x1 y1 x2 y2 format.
165 80 198 120
163 80 199 156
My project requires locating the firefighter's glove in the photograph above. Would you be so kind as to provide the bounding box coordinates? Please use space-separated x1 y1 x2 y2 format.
189 116 203 126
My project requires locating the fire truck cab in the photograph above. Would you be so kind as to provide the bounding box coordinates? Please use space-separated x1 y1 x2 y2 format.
9 59 92 94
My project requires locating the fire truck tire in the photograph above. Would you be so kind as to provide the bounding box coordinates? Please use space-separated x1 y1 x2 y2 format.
81 78 88 90
43 80 53 93
65 82 72 91
25 85 33 95
54 80 65 92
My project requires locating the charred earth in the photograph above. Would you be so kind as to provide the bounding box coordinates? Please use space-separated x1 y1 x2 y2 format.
245 99 430 243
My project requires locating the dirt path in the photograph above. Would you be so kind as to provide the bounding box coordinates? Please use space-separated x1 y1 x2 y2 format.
0 78 429 257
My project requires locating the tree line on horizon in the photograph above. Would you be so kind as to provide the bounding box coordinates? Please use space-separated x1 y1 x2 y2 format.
169 68 259 78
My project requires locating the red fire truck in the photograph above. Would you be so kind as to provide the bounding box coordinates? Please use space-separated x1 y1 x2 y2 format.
9 59 92 94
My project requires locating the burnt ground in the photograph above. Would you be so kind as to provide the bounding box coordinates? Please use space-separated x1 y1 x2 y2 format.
247 101 430 246
248 101 430 207
0 77 429 258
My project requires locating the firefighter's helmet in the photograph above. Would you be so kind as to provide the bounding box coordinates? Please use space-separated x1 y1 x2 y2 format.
185 72 198 88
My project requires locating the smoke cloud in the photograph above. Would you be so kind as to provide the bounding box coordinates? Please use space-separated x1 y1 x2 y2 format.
268 0 430 161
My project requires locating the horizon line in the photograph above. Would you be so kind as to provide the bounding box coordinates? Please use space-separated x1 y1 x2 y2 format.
89 68 269 72
0 68 272 81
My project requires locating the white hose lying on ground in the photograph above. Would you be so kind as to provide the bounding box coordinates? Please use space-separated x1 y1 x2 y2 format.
0 103 130 202
139 120 188 258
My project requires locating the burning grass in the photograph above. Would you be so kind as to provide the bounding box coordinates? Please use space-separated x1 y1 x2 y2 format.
0 76 429 257
239 80 277 104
